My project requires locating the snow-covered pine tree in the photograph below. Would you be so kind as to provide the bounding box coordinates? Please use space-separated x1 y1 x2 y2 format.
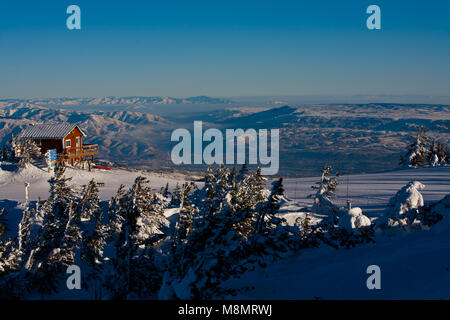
296 214 311 240
163 166 278 299
0 236 21 298
29 200 82 294
251 178 292 259
237 162 249 182
132 178 169 245
106 176 168 298
58 200 83 268
309 164 340 216
0 203 40 298
0 208 19 278
2 133 18 161
107 184 126 240
294 213 321 249
79 179 101 221
162 182 170 199
78 179 107 296
26 166 78 294
0 208 7 238
400 126 431 167
161 166 239 299
230 167 238 190
231 167 267 242
102 185 127 296
172 183 195 254
16 202 35 266
166 182 197 293
170 182 183 207
428 139 448 166
18 138 41 166
0 236 20 298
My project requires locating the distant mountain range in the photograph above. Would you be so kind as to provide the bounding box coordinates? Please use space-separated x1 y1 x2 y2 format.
0 99 449 176
0 96 233 106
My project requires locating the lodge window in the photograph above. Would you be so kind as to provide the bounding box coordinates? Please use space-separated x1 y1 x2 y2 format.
65 139 71 148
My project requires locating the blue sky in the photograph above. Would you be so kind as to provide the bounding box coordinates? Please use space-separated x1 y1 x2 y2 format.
0 0 449 99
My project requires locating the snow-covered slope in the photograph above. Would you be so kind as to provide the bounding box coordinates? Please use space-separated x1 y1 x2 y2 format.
0 164 186 202
1 163 449 299
220 166 450 299
222 221 450 299
282 166 450 217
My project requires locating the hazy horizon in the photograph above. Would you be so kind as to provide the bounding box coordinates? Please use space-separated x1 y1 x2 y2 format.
2 94 450 106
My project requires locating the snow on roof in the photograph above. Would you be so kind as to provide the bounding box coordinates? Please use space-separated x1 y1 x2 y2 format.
20 123 86 139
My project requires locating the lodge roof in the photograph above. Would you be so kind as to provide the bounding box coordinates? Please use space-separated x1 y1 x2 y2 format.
20 122 86 139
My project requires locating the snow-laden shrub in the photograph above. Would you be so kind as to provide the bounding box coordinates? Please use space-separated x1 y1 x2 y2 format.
382 181 425 228
305 205 375 250
419 194 449 228
338 207 371 231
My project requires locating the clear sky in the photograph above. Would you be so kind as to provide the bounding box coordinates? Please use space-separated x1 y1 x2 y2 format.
0 0 449 99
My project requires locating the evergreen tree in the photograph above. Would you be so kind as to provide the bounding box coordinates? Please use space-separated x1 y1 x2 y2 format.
18 139 41 166
0 209 19 278
0 238 19 276
106 177 168 298
2 133 18 161
309 164 340 216
0 208 8 238
161 166 291 299
16 203 35 266
171 183 183 207
400 126 430 167
231 167 267 241
79 179 101 221
172 183 195 253
294 213 322 249
251 178 292 258
26 166 78 294
237 162 249 182
162 182 171 198
428 140 448 166
107 184 127 239
79 179 107 296
59 201 83 268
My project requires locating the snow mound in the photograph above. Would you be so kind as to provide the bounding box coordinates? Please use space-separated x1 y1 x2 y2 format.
383 181 425 227
312 194 339 216
339 207 371 230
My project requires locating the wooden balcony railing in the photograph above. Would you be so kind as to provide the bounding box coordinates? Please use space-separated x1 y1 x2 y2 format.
60 144 99 159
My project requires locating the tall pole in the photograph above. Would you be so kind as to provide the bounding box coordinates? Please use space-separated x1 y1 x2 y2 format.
346 175 349 202
25 182 30 204
294 180 297 200
346 174 351 210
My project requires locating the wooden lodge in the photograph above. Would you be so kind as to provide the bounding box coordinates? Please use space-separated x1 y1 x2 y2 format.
19 123 98 166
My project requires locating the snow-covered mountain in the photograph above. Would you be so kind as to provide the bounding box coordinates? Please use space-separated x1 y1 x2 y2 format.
0 100 449 176
0 96 233 107
0 102 173 168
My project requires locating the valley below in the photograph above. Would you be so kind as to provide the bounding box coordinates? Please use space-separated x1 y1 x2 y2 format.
1 97 449 177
